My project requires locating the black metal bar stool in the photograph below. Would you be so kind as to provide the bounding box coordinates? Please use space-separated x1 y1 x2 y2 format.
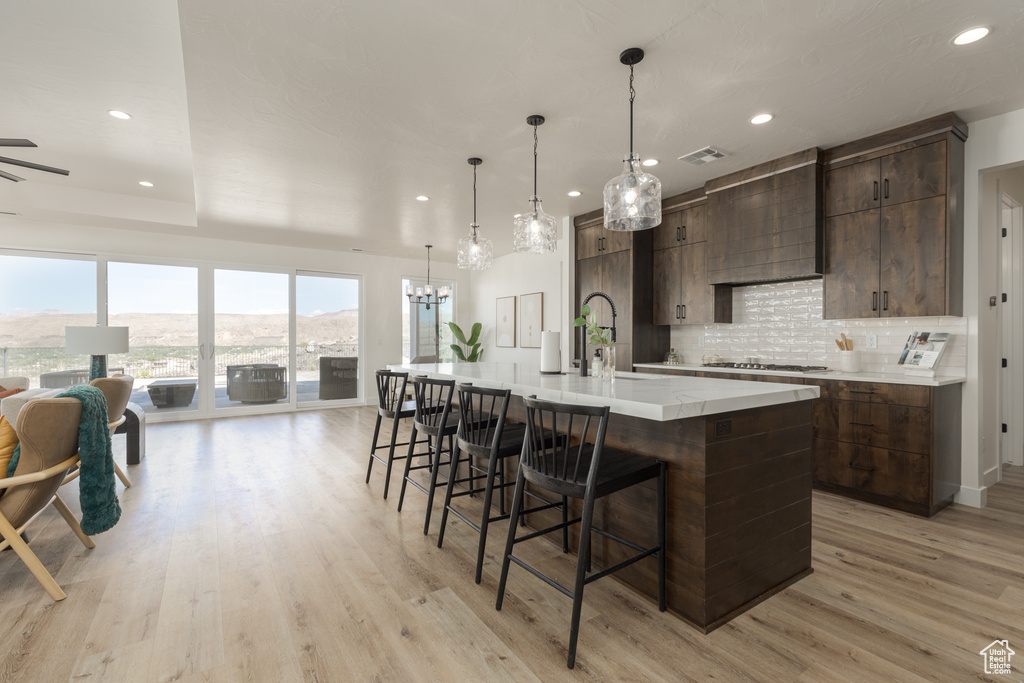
495 396 666 669
397 376 460 535
437 384 565 584
366 370 430 499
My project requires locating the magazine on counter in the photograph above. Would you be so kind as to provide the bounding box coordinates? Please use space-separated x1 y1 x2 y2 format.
898 331 950 369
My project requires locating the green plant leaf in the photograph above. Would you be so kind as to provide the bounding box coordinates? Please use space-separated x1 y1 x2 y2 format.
573 317 586 327
450 344 467 361
580 303 591 316
448 322 467 345
467 322 482 346
468 343 481 362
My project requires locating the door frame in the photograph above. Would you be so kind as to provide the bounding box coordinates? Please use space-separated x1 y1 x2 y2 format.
998 189 1024 466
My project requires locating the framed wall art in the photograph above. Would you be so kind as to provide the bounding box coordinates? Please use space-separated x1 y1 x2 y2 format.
519 292 543 348
496 295 516 348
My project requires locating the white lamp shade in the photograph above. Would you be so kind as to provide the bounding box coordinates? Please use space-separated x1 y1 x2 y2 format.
65 326 130 355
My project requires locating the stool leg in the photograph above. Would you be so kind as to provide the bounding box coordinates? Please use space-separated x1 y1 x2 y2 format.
382 412 402 499
474 449 501 584
422 433 451 535
495 469 526 612
365 413 383 484
561 495 569 553
497 455 507 516
436 443 462 548
396 425 418 513
567 496 595 669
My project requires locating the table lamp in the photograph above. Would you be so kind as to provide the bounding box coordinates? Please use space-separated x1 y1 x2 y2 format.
65 326 129 381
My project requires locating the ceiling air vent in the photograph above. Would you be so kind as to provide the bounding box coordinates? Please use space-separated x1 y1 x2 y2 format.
679 147 726 166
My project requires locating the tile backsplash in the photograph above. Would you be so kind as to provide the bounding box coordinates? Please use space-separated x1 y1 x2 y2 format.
668 280 967 376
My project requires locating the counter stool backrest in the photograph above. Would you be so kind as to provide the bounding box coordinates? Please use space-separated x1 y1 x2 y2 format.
410 376 455 436
456 383 509 458
375 370 409 417
521 396 610 498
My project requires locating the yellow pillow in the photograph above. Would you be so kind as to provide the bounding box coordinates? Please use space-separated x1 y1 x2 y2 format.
0 415 17 479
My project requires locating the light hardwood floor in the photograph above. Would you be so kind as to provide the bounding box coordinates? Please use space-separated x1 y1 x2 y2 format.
1 406 1022 682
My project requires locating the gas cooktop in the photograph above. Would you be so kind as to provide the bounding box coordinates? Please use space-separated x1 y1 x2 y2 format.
701 362 830 373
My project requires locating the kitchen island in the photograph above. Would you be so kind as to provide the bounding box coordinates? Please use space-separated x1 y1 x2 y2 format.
390 362 820 632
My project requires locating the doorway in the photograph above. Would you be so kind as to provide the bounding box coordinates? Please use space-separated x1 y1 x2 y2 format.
999 185 1024 466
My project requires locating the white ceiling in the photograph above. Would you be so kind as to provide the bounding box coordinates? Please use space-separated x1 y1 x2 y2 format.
2 0 1023 261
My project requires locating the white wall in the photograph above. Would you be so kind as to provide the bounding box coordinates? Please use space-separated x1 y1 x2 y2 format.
467 232 569 367
0 218 471 403
961 106 1024 507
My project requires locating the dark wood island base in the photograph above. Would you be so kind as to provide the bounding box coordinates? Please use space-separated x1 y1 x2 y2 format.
506 397 815 632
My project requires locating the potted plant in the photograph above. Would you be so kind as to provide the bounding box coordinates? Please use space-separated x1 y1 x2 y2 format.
448 321 483 362
573 304 614 380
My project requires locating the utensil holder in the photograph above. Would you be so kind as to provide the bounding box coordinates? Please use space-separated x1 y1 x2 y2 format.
838 350 862 373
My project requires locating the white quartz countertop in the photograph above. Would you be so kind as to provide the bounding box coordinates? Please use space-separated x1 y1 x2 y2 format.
388 362 819 422
632 362 967 387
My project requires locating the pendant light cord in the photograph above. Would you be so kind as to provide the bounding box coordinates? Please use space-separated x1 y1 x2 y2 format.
629 63 635 158
473 163 478 230
532 123 539 198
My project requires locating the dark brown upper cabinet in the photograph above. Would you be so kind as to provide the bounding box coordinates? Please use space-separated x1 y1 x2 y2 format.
705 148 824 285
576 223 630 260
652 198 732 326
822 113 967 319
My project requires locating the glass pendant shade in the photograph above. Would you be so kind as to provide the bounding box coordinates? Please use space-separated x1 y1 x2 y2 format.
513 196 558 254
457 224 493 269
604 153 662 231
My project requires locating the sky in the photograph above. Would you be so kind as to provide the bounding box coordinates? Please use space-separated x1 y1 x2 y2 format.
0 255 360 316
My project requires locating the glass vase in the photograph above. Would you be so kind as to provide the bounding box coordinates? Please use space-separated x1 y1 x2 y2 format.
605 345 616 382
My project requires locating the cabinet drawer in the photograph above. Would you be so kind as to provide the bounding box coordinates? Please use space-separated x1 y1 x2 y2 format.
813 439 929 505
806 379 930 407
814 399 930 453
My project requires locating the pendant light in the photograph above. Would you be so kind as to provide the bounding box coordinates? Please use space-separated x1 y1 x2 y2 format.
457 157 493 270
513 115 558 254
603 48 662 231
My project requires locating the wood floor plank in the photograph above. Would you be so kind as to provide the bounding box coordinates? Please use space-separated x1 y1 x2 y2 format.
2 408 1022 682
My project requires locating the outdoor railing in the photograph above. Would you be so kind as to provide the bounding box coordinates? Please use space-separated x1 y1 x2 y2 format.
1 343 359 388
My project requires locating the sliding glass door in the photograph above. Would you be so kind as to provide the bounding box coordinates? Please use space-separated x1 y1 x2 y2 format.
213 269 290 411
296 272 361 404
107 262 200 414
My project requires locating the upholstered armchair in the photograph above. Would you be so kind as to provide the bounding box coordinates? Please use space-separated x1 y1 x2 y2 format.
0 398 94 601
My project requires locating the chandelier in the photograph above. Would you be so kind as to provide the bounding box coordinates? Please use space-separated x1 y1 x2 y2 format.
405 245 450 310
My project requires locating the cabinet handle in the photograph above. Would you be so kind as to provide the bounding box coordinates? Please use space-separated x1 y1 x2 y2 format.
849 389 875 395
598 237 604 251
872 291 878 311
848 462 876 472
675 305 681 319
883 178 889 199
882 291 889 311
681 225 686 241
676 226 681 242
680 304 686 320
873 180 878 201
848 421 875 426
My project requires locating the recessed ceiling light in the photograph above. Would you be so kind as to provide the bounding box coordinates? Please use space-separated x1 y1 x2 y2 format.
139 181 154 187
567 190 582 197
642 159 659 167
416 195 429 201
750 113 773 125
109 110 132 120
953 26 990 45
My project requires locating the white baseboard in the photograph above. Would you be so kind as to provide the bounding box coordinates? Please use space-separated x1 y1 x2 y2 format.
954 485 987 508
983 465 1002 488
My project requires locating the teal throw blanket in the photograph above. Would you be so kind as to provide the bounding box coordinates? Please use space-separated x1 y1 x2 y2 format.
5 384 121 534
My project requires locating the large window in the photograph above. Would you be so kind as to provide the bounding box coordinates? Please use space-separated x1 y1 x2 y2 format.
402 278 453 363
297 273 360 403
0 250 363 420
107 262 199 413
0 253 97 387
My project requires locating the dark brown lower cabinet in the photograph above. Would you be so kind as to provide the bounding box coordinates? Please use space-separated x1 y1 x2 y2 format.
807 379 961 517
637 366 963 518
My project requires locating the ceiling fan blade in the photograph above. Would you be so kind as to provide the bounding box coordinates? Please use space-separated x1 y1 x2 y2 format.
0 139 37 148
0 155 70 176
0 169 26 182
